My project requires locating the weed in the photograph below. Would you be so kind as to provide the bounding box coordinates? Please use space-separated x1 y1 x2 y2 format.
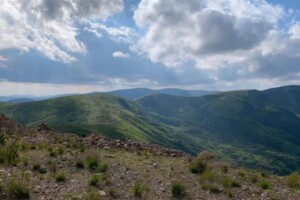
260 180 269 190
8 178 30 199
131 181 147 198
56 172 66 182
287 173 299 189
171 182 186 198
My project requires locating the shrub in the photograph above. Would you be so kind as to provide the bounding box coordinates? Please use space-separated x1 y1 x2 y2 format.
238 170 246 177
223 176 240 188
199 170 216 184
260 180 269 190
58 146 64 155
209 185 221 194
0 143 19 166
227 190 234 198
261 172 268 178
287 173 299 189
80 190 100 200
56 172 66 182
76 160 85 169
189 152 216 174
171 182 186 198
89 174 101 186
32 164 47 174
96 163 108 173
131 181 147 198
221 165 229 174
86 155 99 170
251 174 258 183
8 178 30 199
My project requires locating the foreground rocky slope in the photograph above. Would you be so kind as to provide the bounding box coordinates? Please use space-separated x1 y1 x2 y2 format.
0 114 299 200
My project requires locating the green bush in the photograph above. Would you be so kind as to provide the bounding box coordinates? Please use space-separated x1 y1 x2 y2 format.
8 178 30 199
287 173 299 189
56 172 66 182
260 180 269 190
131 181 147 198
96 163 108 173
189 152 216 174
209 185 221 194
89 174 101 186
223 176 240 188
171 182 186 198
0 143 19 166
86 155 99 170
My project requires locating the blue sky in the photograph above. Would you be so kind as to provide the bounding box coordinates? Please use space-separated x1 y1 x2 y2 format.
0 0 300 96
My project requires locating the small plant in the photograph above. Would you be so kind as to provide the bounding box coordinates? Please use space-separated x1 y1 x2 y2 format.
0 142 19 166
8 178 30 199
32 164 47 174
261 172 268 178
96 163 108 173
86 155 99 170
76 160 85 169
287 173 299 189
251 174 258 183
227 190 234 198
189 152 216 174
260 180 269 190
221 165 229 174
131 181 147 198
109 189 119 198
89 174 101 186
171 182 186 198
58 146 64 155
223 176 240 188
80 189 100 200
49 149 57 157
209 185 221 194
56 172 66 182
238 170 246 177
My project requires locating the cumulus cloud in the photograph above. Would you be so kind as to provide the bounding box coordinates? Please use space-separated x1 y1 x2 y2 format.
133 0 300 86
112 51 130 58
0 0 123 63
134 0 283 68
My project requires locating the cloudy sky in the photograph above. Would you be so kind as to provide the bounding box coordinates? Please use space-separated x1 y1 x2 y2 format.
0 0 300 96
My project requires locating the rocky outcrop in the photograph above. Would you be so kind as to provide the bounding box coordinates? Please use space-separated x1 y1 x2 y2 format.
82 133 185 157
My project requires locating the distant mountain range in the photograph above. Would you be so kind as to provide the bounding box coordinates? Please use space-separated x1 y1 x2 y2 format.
0 85 299 174
0 88 218 103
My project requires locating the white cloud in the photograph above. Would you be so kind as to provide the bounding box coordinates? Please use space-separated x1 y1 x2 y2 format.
0 0 123 63
112 51 130 58
134 0 283 69
0 56 8 62
87 22 138 44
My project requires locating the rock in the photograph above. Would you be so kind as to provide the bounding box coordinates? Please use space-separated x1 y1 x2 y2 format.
34 185 42 193
99 190 107 196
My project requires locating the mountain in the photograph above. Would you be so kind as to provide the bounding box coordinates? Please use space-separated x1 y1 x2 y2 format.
104 88 217 100
0 85 300 174
0 94 201 155
137 86 300 174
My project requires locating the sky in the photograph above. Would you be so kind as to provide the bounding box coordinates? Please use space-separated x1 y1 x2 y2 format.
0 0 300 96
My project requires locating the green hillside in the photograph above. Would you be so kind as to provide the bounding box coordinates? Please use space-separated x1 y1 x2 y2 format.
0 94 201 155
0 86 300 174
137 86 300 174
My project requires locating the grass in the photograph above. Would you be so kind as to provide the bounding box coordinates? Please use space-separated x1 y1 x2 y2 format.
86 155 99 170
89 174 101 186
260 180 270 190
287 173 299 189
0 142 19 166
8 178 30 199
131 181 147 198
56 172 66 182
171 182 186 198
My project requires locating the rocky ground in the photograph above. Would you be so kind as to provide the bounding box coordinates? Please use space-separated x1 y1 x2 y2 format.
0 114 299 200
